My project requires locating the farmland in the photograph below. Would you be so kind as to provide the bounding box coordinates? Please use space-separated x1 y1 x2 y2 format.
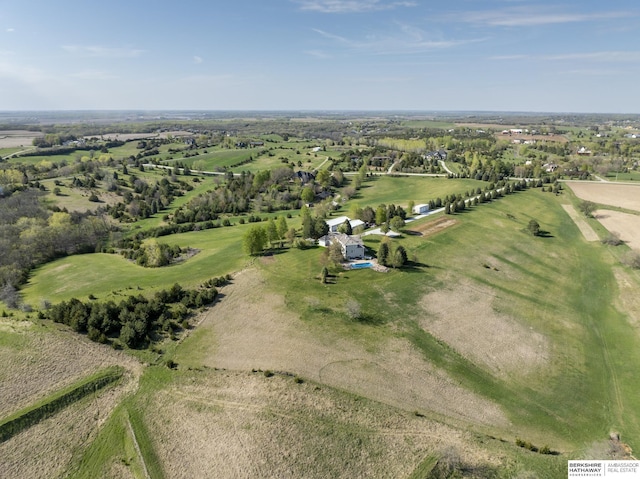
2 112 640 478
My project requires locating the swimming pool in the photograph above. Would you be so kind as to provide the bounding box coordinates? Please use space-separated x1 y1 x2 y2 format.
351 262 373 269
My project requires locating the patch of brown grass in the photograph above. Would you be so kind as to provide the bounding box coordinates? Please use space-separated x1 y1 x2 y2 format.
0 321 141 418
178 269 508 428
407 217 458 237
562 204 599 242
143 370 502 479
419 280 550 379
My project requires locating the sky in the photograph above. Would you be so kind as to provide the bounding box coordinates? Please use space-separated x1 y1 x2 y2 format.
1 0 639 113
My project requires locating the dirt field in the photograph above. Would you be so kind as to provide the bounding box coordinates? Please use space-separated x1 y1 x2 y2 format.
0 130 43 148
562 204 599 242
594 210 640 250
0 320 141 418
407 217 458 237
566 182 640 212
419 280 549 378
180 269 508 428
144 370 502 479
90 131 193 141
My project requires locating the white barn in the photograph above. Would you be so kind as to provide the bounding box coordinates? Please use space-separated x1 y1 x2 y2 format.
413 204 429 215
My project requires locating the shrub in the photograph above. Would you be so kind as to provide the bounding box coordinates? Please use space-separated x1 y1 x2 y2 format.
602 232 623 246
264 370 274 377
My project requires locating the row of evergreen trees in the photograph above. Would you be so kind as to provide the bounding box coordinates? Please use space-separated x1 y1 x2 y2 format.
45 278 228 348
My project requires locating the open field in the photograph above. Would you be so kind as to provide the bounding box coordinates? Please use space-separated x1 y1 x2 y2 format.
0 130 42 148
0 320 140 418
139 369 524 479
566 181 640 211
176 268 508 428
8 139 640 479
351 176 485 209
406 216 458 237
594 210 640 250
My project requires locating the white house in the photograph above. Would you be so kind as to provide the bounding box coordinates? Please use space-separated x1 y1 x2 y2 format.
413 204 429 215
318 233 365 260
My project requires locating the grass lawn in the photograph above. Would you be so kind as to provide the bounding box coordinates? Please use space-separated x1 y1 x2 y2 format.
349 175 487 209
604 171 640 182
22 222 253 304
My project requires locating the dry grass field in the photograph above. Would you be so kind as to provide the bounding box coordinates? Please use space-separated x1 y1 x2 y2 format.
566 182 640 211
562 204 599 241
0 320 141 418
0 372 137 479
419 280 549 379
144 369 503 479
177 269 508 428
407 217 458 237
0 321 142 478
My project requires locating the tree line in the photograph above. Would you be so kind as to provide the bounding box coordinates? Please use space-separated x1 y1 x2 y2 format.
45 277 229 348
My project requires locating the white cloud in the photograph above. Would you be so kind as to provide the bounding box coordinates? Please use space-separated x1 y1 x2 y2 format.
305 49 333 59
293 0 415 14
6 28 14 33
451 8 633 27
193 56 203 64
62 45 144 58
490 51 640 63
68 70 118 81
312 25 481 55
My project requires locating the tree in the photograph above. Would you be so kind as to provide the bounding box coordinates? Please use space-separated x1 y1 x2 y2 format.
265 218 279 245
301 186 315 204
375 205 387 225
243 225 267 255
338 219 352 235
316 169 331 188
301 206 313 238
276 216 288 239
377 242 389 266
314 217 329 239
392 245 408 268
390 216 405 232
578 200 597 218
321 266 329 284
528 219 541 236
328 241 344 264
407 200 415 215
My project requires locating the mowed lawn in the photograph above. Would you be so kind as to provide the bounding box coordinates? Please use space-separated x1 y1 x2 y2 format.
350 175 487 208
22 223 251 303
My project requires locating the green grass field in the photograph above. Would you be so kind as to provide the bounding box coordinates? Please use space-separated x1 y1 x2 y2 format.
350 175 486 208
13 172 640 476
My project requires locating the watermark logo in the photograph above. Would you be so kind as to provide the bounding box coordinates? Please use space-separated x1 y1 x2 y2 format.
568 460 640 478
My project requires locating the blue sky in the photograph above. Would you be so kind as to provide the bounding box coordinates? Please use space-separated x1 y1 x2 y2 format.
1 0 639 112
